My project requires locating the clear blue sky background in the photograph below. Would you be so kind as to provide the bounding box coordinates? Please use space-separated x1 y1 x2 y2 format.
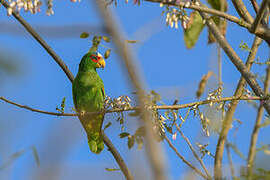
0 0 269 179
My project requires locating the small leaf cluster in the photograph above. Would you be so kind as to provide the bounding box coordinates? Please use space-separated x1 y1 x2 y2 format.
56 97 66 113
119 126 145 150
79 33 111 59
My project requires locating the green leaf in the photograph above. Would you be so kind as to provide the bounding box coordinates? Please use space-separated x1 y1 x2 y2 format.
128 110 140 117
164 124 173 134
80 32 89 38
128 135 135 149
105 168 120 172
184 11 205 49
0 149 26 170
260 118 270 128
207 0 227 11
103 122 112 131
102 36 110 42
126 40 138 43
104 49 111 59
119 132 130 138
31 146 40 167
136 137 143 150
135 126 145 137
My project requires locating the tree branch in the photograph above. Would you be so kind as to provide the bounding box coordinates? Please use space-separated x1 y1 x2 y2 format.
145 0 270 46
225 143 235 179
0 96 264 117
247 63 270 179
250 0 260 13
145 0 250 28
164 136 209 179
93 1 167 180
250 0 269 33
196 1 270 116
231 0 254 24
0 1 133 179
214 36 262 180
175 124 211 179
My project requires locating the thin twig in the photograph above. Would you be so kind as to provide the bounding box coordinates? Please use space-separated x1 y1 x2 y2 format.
250 0 260 13
214 36 262 180
250 0 269 33
225 143 235 179
175 124 211 179
218 45 222 88
93 1 167 180
0 96 264 117
164 136 208 179
247 63 270 179
0 1 133 179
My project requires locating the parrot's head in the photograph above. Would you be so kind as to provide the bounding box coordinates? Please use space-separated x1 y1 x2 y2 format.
79 51 106 71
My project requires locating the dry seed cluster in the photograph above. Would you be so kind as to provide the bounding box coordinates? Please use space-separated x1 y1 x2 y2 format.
7 0 42 16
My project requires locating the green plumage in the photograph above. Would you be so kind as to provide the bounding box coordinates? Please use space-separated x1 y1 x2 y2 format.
72 52 105 154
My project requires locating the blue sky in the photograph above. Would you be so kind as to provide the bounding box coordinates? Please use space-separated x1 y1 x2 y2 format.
0 0 269 179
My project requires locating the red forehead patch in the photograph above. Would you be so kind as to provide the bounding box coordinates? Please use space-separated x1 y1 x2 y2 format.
90 54 101 63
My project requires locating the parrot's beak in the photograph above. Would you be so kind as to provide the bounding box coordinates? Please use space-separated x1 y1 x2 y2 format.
97 58 106 68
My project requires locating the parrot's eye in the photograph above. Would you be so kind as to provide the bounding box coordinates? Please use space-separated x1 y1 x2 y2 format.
90 55 100 63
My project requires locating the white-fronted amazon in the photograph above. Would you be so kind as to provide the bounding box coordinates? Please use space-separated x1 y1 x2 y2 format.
72 51 106 154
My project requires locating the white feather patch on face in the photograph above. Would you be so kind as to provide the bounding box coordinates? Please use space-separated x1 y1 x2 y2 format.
97 52 103 59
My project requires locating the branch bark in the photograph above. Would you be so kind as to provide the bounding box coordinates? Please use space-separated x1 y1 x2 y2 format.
231 0 254 24
250 0 269 33
214 37 262 180
247 64 270 180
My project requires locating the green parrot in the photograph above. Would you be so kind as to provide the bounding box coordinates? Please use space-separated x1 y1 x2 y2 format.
72 51 106 154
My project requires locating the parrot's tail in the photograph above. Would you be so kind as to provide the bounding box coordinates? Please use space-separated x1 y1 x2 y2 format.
87 132 104 154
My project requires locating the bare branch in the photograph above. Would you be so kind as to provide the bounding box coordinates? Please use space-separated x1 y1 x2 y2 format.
225 143 235 179
0 96 264 117
250 0 269 33
250 0 260 13
175 124 211 178
214 36 262 180
247 63 270 179
231 0 254 24
164 136 209 179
